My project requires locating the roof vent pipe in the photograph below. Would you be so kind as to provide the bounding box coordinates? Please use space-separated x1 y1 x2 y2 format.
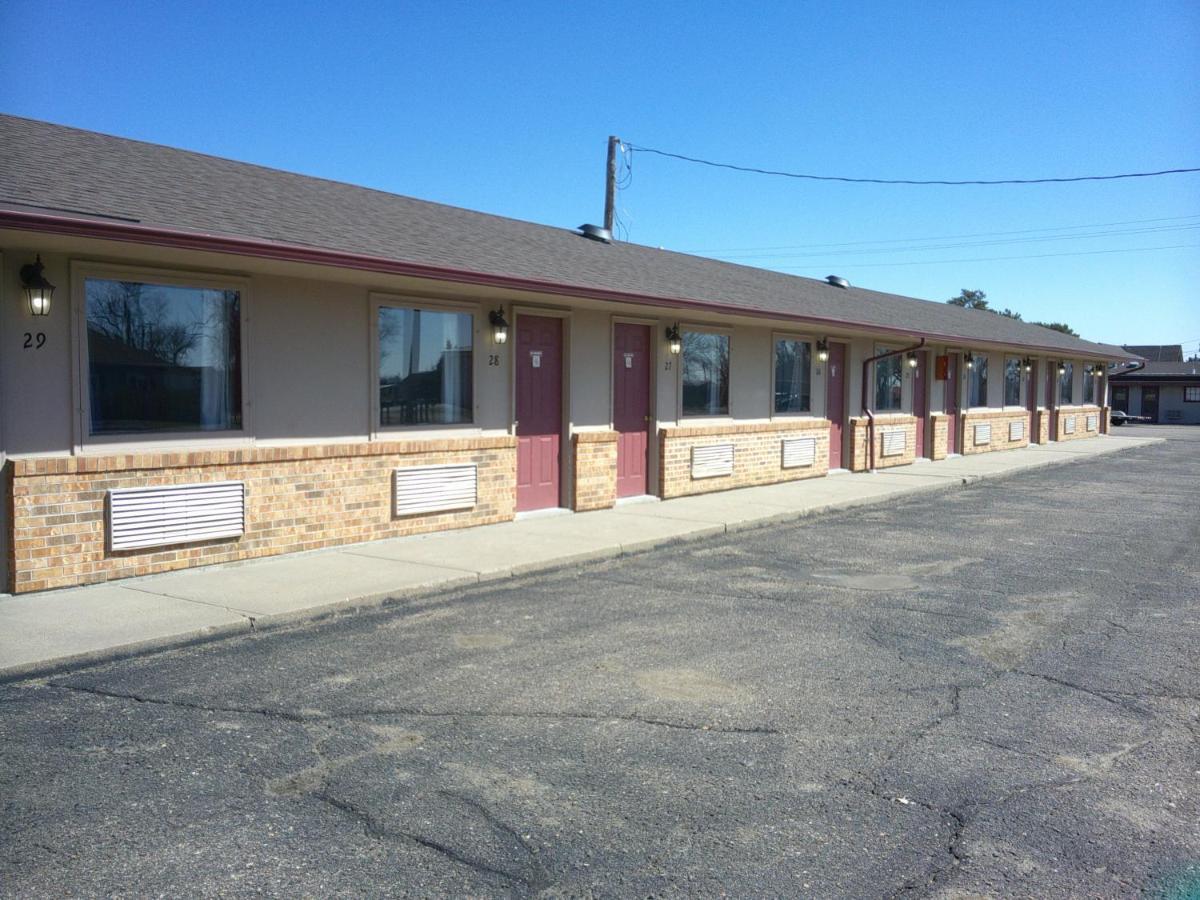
579 223 613 243
826 275 850 289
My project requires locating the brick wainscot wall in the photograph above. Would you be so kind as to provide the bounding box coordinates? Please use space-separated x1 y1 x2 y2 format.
572 431 618 511
1035 409 1052 445
930 414 950 460
849 415 917 472
658 420 830 500
1053 405 1104 442
6 437 516 594
961 410 1031 455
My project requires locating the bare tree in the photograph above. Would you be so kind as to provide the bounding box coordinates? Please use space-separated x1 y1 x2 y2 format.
88 281 201 365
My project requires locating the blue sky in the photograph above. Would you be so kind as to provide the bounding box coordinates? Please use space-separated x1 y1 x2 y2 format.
2 0 1197 351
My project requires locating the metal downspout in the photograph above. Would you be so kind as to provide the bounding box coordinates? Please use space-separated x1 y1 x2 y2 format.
862 339 927 473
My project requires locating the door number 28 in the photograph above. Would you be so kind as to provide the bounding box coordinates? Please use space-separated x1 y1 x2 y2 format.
23 332 46 349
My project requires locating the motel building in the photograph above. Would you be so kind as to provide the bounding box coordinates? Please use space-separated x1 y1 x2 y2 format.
0 116 1133 594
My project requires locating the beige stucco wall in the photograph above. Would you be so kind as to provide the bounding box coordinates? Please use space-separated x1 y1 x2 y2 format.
1 249 75 456
252 276 371 442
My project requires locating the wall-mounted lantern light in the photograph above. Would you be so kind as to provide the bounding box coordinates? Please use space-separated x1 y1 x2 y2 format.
906 351 919 369
816 338 829 363
1057 362 1067 375
964 351 975 370
20 255 55 317
1022 357 1033 373
488 308 509 344
666 323 682 355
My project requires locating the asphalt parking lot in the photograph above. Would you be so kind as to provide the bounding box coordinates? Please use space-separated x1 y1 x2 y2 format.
2 427 1198 898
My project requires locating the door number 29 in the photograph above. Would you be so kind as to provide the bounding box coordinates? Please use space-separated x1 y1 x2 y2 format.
23 332 46 349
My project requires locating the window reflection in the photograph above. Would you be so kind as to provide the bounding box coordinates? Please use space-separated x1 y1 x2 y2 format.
774 339 811 414
682 331 729 416
86 278 242 434
378 306 474 426
874 348 902 411
1004 358 1021 406
1059 362 1074 405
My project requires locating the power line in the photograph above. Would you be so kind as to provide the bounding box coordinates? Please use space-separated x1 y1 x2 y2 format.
771 242 1200 270
685 213 1200 253
710 223 1200 261
625 142 1200 186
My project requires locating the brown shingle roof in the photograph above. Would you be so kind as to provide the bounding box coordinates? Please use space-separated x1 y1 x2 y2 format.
1120 344 1183 362
0 115 1129 359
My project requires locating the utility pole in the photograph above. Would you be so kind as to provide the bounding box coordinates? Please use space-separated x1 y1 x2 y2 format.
603 135 619 235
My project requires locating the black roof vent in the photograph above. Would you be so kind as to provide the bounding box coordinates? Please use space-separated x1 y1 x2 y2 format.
826 275 850 289
578 223 612 243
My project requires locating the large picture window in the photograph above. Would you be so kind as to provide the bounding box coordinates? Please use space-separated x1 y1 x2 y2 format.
1059 362 1074 405
1004 357 1021 406
378 305 474 426
968 354 989 407
874 347 902 411
773 338 811 414
86 278 242 435
682 330 729 416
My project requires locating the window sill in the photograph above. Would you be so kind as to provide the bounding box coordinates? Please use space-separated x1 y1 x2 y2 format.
79 433 253 454
374 424 484 440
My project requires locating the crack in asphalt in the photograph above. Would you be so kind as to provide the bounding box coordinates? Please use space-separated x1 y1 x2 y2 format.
317 706 781 734
45 682 309 721
311 790 527 888
1012 669 1140 710
45 681 778 735
839 662 1166 899
440 790 554 892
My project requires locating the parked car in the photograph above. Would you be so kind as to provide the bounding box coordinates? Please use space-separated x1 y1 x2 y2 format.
1110 410 1151 426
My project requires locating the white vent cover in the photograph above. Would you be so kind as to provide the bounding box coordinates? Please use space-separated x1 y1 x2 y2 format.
1009 419 1025 441
109 481 244 551
691 444 734 479
781 436 817 469
394 464 477 517
1086 414 1098 432
881 429 906 457
1063 415 1076 434
974 423 992 446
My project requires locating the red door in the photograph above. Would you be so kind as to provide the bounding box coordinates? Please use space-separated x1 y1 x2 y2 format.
1026 360 1039 443
912 351 928 458
826 342 847 469
1044 365 1057 440
613 323 651 498
944 354 960 454
516 315 563 512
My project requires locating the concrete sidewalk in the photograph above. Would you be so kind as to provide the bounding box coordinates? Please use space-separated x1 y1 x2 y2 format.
0 433 1160 680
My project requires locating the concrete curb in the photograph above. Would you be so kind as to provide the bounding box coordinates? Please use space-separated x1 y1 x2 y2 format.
0 436 1162 684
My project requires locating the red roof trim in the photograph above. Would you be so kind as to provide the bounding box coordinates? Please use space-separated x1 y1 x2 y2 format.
1 208 1127 360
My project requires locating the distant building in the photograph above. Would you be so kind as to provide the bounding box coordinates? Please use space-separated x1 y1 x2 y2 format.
1110 360 1200 424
